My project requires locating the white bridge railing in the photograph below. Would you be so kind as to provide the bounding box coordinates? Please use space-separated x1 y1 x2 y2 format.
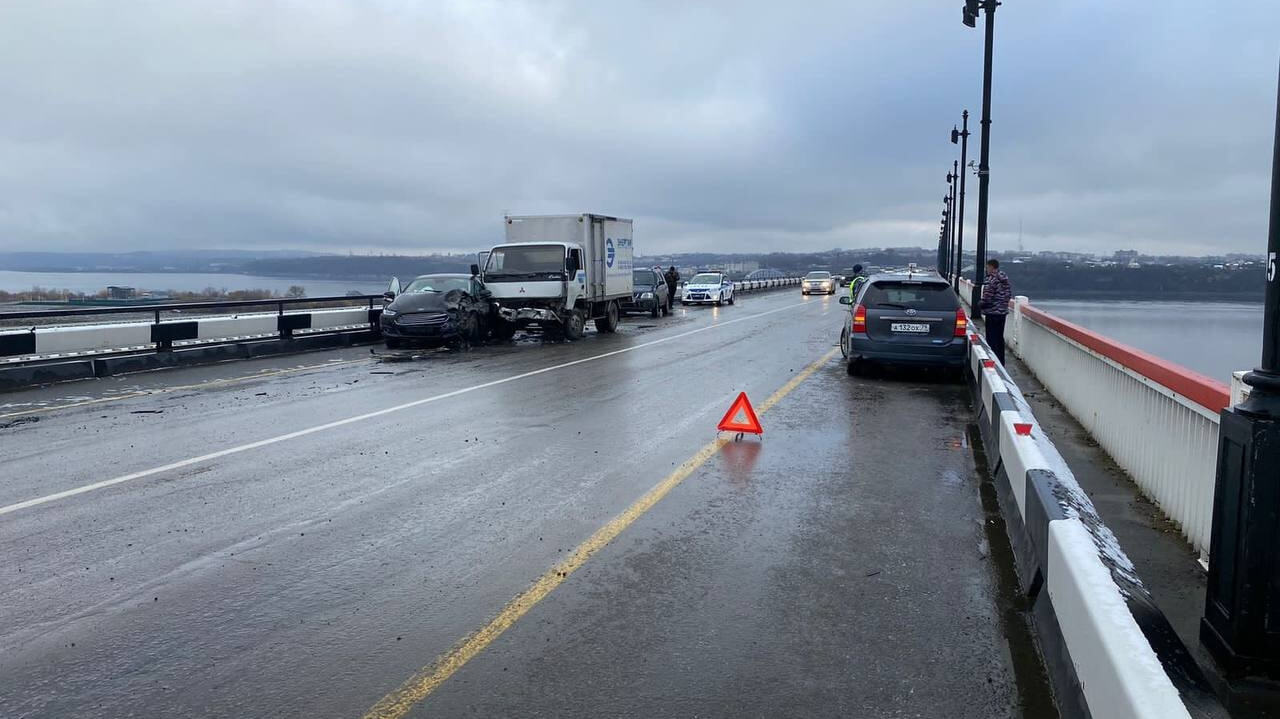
958 277 1231 557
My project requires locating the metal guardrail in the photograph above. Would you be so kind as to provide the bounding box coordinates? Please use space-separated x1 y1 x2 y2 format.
731 278 802 292
1 295 385 362
0 294 383 321
1 280 810 365
958 276 1227 556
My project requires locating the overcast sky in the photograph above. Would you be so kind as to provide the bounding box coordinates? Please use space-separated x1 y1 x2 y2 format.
0 1 1277 257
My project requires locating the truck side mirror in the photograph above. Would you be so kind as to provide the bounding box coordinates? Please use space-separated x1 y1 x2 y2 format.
470 263 480 277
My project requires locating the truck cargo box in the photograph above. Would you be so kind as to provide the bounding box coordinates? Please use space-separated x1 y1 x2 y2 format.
504 214 633 302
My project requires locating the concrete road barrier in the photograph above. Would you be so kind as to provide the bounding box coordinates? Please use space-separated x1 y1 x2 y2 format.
0 306 381 362
0 304 383 392
967 332 1227 719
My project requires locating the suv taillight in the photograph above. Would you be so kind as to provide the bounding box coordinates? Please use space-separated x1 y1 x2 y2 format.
954 307 968 337
852 304 867 333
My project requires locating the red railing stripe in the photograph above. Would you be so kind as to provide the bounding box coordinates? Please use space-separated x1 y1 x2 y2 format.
1020 303 1230 412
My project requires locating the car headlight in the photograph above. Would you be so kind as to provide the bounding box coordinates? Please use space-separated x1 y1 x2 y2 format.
641 292 653 299
382 308 398 317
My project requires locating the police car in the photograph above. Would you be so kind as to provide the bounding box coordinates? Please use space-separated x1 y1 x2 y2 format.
681 271 735 306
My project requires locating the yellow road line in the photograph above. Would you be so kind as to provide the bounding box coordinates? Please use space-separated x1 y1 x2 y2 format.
361 346 840 719
0 358 368 420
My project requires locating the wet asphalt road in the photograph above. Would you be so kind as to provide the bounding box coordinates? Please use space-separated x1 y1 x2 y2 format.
0 290 1054 718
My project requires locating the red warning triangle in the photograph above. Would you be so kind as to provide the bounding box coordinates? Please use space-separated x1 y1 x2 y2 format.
717 392 763 435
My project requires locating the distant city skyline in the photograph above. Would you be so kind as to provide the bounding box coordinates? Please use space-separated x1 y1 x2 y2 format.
0 2 1277 257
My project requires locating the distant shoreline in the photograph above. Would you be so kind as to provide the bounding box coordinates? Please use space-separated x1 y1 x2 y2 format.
1027 291 1262 303
1 269 1264 303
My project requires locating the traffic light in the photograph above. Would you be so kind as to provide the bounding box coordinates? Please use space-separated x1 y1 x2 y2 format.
951 127 960 144
963 0 980 27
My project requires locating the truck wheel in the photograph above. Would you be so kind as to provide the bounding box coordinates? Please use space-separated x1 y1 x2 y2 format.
490 320 517 341
594 302 619 333
564 309 586 340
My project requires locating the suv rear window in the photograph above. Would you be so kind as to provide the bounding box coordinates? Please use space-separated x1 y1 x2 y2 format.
862 282 957 311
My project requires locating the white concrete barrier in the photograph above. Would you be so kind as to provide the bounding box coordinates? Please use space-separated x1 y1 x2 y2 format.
968 328 1225 718
0 306 378 363
958 277 1228 558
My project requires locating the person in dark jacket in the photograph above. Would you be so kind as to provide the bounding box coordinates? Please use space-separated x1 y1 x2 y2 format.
663 267 679 310
979 259 1012 364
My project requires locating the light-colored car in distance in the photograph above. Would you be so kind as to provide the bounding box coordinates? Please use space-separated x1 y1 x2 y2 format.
802 271 836 295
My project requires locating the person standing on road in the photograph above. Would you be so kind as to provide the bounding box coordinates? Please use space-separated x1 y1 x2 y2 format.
847 264 868 302
664 266 679 310
980 259 1012 364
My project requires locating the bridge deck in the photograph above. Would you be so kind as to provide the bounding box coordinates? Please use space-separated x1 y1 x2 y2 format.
0 291 1054 718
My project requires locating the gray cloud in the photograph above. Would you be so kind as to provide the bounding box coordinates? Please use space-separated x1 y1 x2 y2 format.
0 0 1276 256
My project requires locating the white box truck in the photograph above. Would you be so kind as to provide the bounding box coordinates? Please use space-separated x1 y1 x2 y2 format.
479 214 634 340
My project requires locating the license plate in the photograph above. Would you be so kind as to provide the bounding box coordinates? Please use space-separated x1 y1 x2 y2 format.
891 322 930 333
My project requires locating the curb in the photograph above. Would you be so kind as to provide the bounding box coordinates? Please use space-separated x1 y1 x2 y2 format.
967 331 1227 719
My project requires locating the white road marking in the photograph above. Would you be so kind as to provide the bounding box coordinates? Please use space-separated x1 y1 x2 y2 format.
1 299 815 517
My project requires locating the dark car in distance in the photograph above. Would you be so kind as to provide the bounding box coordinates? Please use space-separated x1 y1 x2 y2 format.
380 274 493 349
839 272 968 376
622 268 671 317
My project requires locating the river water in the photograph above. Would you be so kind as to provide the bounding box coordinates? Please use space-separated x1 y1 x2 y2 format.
0 270 387 298
1033 299 1262 384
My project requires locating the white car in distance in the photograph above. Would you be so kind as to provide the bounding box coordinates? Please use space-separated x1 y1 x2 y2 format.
681 272 735 306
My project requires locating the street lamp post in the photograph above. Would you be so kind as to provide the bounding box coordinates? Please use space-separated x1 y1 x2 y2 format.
942 198 952 275
937 208 949 276
949 161 959 283
963 0 998 311
1201 62 1280 691
951 111 971 291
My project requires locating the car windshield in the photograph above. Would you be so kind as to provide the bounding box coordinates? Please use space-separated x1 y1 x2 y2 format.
805 272 831 279
484 245 565 277
690 273 721 284
632 270 656 285
403 277 470 294
862 282 957 311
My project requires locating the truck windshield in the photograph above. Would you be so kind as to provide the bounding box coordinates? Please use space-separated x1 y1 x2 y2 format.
484 245 565 279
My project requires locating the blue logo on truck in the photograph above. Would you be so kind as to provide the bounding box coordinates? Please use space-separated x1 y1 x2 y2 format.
606 238 616 268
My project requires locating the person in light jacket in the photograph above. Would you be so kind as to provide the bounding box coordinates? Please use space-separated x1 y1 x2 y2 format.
980 259 1012 364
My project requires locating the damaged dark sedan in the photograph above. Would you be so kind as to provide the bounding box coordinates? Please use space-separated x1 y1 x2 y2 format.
379 274 493 349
